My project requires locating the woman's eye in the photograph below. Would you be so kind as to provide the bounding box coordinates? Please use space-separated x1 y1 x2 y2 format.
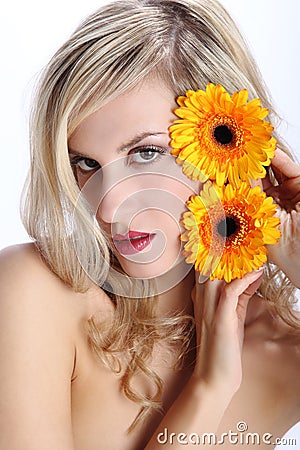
129 146 165 164
72 157 100 172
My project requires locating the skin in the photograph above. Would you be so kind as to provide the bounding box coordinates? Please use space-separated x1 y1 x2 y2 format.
68 78 200 282
0 79 299 450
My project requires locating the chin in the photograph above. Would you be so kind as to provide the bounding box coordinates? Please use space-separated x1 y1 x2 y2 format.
118 249 187 278
117 259 168 279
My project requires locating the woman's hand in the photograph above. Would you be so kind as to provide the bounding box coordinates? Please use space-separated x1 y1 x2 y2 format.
192 269 264 399
145 269 264 449
262 149 300 287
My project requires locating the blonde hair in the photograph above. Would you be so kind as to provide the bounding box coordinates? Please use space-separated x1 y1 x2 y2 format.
22 0 299 431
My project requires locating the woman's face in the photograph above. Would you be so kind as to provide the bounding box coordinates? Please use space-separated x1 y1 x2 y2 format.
68 79 200 279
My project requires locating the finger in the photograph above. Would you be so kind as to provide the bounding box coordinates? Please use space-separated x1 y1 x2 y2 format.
259 170 281 203
236 273 263 322
217 268 264 317
262 181 300 218
274 178 300 200
194 274 224 326
193 275 226 355
202 278 224 326
261 170 274 192
271 149 300 180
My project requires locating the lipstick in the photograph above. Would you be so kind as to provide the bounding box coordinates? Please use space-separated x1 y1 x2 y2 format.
113 230 156 255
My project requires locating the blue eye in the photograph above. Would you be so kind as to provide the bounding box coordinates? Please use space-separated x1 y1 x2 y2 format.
129 146 166 164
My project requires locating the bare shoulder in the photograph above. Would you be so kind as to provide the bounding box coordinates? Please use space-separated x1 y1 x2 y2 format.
0 242 95 348
0 241 81 359
0 243 81 448
0 242 112 327
0 243 113 449
0 242 71 292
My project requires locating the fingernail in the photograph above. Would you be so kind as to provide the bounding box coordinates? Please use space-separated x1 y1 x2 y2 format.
198 273 209 284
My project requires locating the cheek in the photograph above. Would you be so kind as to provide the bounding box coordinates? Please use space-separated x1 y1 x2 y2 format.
116 208 185 279
151 177 202 223
128 186 188 234
76 171 91 189
76 167 201 234
132 208 182 237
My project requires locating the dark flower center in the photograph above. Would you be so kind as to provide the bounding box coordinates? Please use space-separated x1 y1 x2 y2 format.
217 216 239 238
213 125 233 145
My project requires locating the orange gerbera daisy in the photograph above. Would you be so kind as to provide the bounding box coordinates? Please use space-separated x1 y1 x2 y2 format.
181 182 280 282
169 84 276 187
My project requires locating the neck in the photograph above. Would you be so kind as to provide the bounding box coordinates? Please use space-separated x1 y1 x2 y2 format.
155 266 266 328
156 266 195 316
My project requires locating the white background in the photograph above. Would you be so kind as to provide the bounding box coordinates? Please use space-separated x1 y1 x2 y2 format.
1 0 299 249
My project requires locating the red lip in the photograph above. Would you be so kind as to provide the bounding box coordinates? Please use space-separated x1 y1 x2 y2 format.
113 230 156 255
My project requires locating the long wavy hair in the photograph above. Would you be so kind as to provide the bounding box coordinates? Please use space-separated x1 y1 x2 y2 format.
21 0 299 431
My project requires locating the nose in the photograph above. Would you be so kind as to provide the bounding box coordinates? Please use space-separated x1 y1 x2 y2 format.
98 182 129 226
93 163 142 227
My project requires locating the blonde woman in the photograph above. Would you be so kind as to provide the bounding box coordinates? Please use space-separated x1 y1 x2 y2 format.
0 0 299 449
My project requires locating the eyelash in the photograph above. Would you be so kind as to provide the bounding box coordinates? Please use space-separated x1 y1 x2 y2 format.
70 156 100 173
69 145 167 173
129 145 166 166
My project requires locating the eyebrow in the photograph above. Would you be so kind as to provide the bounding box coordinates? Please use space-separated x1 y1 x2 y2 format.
116 131 168 153
68 131 168 158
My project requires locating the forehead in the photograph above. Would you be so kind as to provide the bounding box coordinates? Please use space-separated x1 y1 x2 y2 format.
68 79 177 156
